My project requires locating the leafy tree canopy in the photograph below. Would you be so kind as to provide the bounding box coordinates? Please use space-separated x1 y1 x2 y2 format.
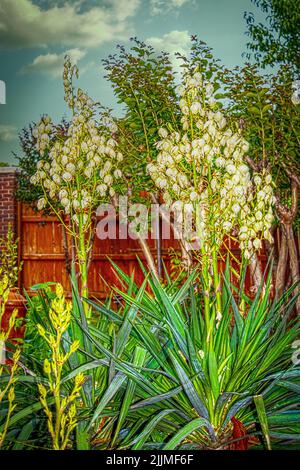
245 0 300 73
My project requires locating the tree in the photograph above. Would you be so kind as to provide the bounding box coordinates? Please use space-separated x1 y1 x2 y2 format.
244 0 300 73
103 37 228 272
15 123 48 206
15 121 76 276
103 38 181 275
227 63 300 311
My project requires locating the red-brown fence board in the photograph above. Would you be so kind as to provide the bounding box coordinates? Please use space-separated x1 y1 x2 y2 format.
19 204 175 298
17 203 300 300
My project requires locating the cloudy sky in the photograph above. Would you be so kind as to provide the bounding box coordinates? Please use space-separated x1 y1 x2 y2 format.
0 0 264 164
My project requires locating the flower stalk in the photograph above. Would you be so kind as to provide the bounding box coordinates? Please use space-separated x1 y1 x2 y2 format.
37 283 84 450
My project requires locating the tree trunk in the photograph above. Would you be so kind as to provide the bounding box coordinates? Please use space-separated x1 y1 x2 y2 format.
136 235 159 279
112 194 159 279
180 239 193 272
275 225 288 299
286 224 300 315
151 194 193 272
249 252 263 294
275 180 299 314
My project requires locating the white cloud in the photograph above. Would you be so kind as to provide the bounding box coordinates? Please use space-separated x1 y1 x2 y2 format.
146 30 190 71
0 125 18 142
21 48 86 77
0 0 140 50
150 0 190 15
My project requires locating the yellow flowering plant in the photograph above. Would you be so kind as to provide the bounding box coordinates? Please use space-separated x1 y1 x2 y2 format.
0 226 23 448
0 273 20 448
37 283 84 450
0 225 22 290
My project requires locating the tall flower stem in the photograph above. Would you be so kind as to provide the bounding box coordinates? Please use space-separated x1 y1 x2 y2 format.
201 245 212 342
78 216 90 318
37 285 84 450
212 249 222 320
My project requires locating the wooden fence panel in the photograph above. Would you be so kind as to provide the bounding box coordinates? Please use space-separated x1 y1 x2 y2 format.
18 203 300 300
19 204 174 299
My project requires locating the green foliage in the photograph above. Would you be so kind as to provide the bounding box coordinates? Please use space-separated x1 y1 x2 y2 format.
245 0 300 73
178 37 225 100
22 283 57 367
1 275 122 449
1 264 300 450
226 63 300 224
3 31 300 451
15 124 46 207
82 262 300 450
254 395 272 450
15 120 69 210
102 37 179 202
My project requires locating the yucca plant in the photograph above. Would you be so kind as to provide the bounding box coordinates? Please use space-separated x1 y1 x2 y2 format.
2 262 299 450
84 260 300 450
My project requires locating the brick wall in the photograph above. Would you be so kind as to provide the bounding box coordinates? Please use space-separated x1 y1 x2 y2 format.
0 168 18 240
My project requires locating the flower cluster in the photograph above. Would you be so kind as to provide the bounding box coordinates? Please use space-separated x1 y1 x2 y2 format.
148 71 275 258
32 114 53 155
31 58 124 227
237 170 274 259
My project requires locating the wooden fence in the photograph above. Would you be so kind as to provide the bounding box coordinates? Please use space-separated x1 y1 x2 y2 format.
0 169 298 300
15 203 300 300
18 203 176 299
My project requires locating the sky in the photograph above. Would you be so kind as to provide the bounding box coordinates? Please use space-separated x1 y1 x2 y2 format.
0 0 265 164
